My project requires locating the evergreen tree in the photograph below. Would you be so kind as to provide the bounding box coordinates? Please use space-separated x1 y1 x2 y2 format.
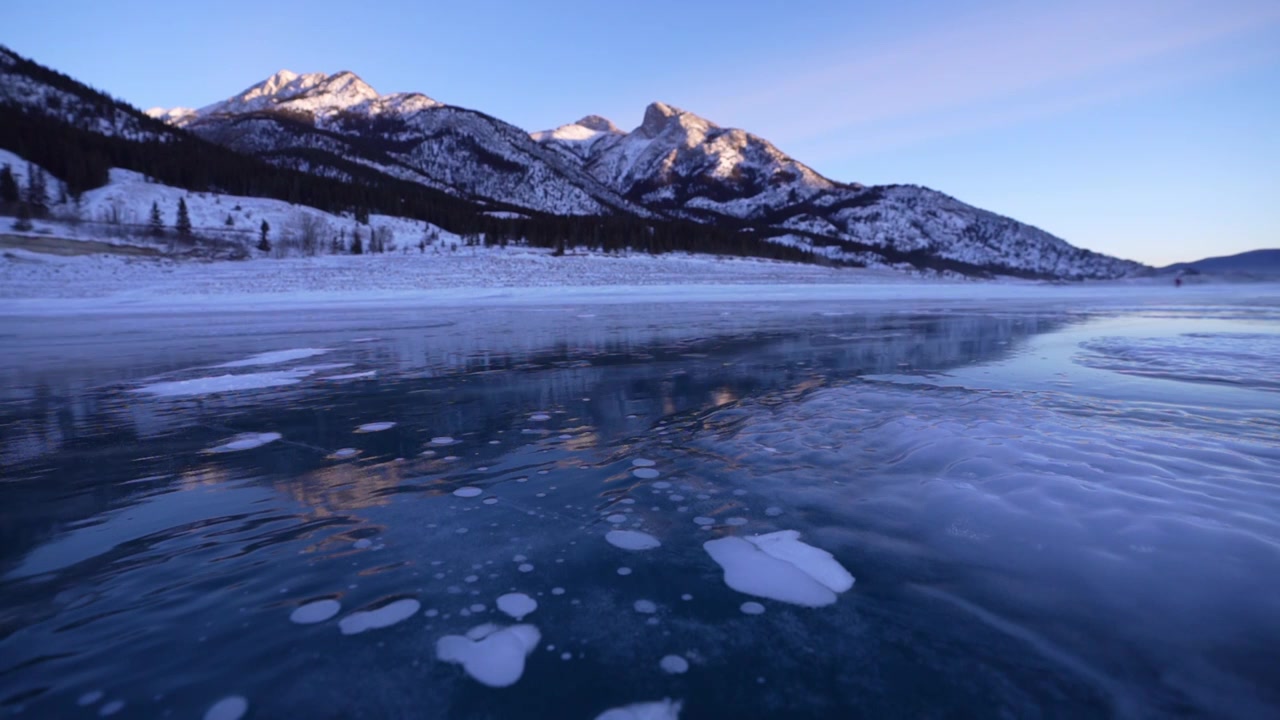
148 201 164 237
225 213 234 227
258 220 271 252
24 164 47 217
175 197 192 237
11 202 33 231
350 226 364 255
0 165 19 205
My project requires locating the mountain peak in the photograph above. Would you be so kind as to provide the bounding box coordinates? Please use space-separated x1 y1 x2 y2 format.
575 115 621 134
639 101 714 138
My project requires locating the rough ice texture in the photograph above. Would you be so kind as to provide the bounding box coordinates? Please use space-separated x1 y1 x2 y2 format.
205 432 281 453
355 421 396 433
496 592 538 620
595 698 683 720
606 530 662 551
203 696 249 720
703 531 853 607
290 599 341 625
214 348 329 368
436 623 541 687
338 598 420 635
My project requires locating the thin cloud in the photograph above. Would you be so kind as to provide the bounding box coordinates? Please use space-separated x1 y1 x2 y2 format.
700 0 1280 146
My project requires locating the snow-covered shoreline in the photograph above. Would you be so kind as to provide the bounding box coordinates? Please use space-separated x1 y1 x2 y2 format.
3 244 1269 317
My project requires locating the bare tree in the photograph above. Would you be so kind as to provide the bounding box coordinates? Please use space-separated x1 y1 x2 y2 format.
291 212 325 257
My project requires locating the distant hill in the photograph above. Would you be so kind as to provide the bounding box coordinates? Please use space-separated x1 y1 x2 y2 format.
1161 249 1280 276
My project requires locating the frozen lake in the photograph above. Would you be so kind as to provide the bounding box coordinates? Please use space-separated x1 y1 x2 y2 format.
1 290 1278 719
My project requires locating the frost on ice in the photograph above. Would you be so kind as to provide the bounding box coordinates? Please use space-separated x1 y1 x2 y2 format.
133 369 313 397
355 421 396 433
435 623 541 687
605 530 662 551
203 696 249 720
214 347 330 368
290 599 341 625
338 598 420 635
496 592 537 620
595 698 683 720
703 530 853 607
204 432 281 453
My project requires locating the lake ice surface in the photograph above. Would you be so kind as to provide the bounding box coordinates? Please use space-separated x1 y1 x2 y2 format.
1 292 1278 718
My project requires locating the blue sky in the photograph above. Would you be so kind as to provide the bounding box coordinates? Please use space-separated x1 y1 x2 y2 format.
6 0 1278 265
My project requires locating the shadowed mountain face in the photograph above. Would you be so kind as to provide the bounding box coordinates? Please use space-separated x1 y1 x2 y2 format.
1160 248 1280 276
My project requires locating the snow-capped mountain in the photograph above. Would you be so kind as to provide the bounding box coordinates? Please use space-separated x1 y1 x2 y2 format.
149 70 649 217
535 103 1143 279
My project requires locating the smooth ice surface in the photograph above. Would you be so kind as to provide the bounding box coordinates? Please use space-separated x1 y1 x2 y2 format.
747 531 854 593
203 696 249 720
595 698 683 720
338 598 421 635
605 530 662 551
435 624 541 687
659 655 689 674
214 348 329 368
703 536 840 607
205 432 281 453
133 369 313 397
453 487 483 498
290 599 341 625
355 421 396 433
496 593 538 620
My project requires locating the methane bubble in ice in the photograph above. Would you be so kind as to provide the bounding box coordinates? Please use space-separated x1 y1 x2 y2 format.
659 655 689 674
634 599 657 614
632 468 660 479
740 602 766 615
605 530 662 551
704 531 853 607
436 624 541 687
338 598 421 635
290 599 341 625
453 487 483 498
356 422 396 433
203 696 249 720
595 699 683 720
497 593 538 620
631 459 656 467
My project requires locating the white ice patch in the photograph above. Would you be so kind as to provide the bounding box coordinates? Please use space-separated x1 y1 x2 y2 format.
214 347 329 368
632 468 660 479
436 623 541 687
659 655 689 674
355 421 396 433
203 696 249 720
605 530 662 551
453 487 483 498
595 698 683 720
320 370 377 381
703 531 853 607
204 432 281 453
497 593 538 620
290 599 341 625
134 369 313 397
338 598 421 635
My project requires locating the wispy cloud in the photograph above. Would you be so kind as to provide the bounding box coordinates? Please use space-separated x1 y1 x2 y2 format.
699 0 1280 151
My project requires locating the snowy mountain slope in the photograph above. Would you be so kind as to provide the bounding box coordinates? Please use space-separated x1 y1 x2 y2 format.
151 71 652 217
535 103 1144 278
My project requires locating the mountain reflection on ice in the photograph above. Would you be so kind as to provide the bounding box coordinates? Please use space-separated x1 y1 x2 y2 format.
0 300 1277 719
